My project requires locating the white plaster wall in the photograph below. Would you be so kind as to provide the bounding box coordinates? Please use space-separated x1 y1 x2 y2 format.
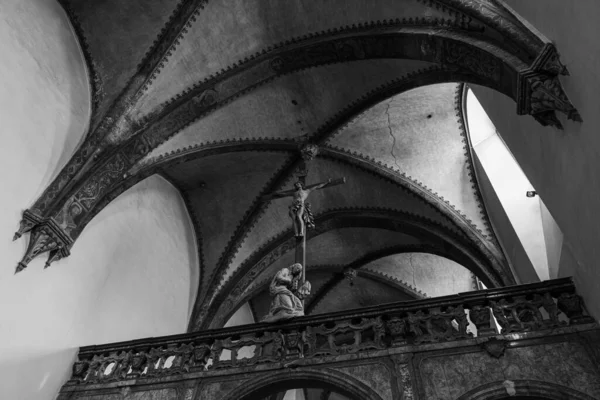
473 0 600 319
540 200 563 280
0 1 199 399
224 302 255 327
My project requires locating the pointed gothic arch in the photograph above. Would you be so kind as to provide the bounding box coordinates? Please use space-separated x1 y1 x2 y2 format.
200 207 510 330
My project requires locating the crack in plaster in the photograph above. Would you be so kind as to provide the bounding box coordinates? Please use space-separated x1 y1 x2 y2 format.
385 101 402 171
408 253 417 289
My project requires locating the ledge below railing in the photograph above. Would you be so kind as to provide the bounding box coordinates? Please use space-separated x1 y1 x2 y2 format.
66 277 595 386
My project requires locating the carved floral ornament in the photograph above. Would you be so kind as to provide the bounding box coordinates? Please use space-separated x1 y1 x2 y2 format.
11 2 581 273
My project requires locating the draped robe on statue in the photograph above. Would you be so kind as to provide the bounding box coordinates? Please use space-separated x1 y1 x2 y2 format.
262 265 306 322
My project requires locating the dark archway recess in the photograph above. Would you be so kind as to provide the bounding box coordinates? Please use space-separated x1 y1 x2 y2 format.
243 386 351 400
221 369 383 400
200 207 508 330
457 380 599 400
14 0 579 274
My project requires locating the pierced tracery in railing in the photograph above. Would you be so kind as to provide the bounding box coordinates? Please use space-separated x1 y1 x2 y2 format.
68 278 594 385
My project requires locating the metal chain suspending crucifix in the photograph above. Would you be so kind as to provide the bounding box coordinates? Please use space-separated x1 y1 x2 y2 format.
260 144 346 322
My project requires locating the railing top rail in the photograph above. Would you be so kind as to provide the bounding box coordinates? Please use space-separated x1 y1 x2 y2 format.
77 277 575 357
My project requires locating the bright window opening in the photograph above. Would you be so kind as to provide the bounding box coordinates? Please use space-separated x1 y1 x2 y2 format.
465 87 563 281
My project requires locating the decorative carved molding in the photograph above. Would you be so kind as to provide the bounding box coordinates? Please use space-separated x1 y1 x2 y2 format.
557 292 596 325
441 40 501 81
360 269 427 298
13 209 43 241
392 360 415 400
417 0 544 55
490 292 567 333
17 4 574 278
517 70 582 129
23 0 211 223
531 43 570 76
517 45 582 129
63 278 592 391
456 83 505 253
19 28 520 253
16 218 73 273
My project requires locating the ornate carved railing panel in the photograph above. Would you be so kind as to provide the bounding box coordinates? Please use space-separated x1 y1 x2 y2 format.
65 278 595 389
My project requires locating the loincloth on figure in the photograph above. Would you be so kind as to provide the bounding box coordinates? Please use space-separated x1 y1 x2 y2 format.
292 201 314 230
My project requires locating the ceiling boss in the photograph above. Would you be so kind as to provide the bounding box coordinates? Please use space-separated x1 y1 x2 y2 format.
260 144 346 322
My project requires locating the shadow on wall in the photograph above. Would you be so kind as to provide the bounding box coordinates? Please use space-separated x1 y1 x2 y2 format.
0 349 77 400
0 0 90 200
0 176 199 400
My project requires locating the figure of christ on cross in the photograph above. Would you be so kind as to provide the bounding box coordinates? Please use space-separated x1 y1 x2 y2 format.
260 176 346 320
262 177 347 238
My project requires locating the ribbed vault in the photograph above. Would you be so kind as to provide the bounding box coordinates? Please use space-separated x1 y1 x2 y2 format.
13 0 581 331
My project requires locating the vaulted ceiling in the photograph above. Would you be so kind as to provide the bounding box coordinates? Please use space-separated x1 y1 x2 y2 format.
15 0 579 331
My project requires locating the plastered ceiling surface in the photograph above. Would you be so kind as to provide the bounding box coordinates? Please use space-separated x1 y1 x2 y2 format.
12 0 581 331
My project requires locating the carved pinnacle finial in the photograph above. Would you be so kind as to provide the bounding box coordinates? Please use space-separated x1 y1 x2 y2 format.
15 262 27 274
45 246 69 269
14 219 72 273
13 210 42 241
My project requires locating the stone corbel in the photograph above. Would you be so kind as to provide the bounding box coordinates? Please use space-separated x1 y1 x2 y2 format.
297 143 320 178
481 337 508 358
15 218 72 274
13 209 43 241
517 44 581 129
530 43 570 76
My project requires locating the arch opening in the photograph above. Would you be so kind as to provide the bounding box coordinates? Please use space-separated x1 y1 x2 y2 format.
464 85 565 283
222 369 384 400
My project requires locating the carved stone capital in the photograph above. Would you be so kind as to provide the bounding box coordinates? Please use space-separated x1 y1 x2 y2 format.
517 69 582 129
15 218 73 273
531 43 570 76
13 209 43 241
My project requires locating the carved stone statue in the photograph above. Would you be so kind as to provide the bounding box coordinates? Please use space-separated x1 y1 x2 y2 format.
262 263 311 323
263 178 345 237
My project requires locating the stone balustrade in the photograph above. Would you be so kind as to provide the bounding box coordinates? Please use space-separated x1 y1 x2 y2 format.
67 278 594 386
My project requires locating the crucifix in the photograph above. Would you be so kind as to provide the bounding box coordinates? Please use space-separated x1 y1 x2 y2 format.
261 145 346 311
